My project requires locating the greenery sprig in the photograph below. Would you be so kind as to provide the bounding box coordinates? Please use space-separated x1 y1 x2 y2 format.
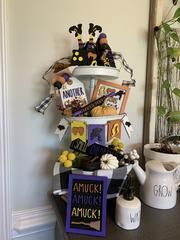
154 5 180 126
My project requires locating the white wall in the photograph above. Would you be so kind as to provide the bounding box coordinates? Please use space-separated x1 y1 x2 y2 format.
6 0 150 236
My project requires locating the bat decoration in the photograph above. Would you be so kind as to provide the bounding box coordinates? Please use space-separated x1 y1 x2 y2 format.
122 115 134 138
55 118 69 142
115 90 126 100
57 125 65 131
125 121 131 127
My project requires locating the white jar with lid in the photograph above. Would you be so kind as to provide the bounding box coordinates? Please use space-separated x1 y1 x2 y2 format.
115 187 141 230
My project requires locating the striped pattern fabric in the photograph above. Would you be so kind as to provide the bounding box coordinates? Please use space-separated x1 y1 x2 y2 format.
35 95 53 114
53 162 131 199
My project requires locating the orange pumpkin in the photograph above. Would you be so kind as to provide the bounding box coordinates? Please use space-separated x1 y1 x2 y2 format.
91 105 117 117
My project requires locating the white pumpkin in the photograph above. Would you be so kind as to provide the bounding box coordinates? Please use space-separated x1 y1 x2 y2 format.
100 154 119 170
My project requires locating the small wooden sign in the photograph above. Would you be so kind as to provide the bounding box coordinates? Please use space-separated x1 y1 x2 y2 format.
92 80 130 114
66 174 107 237
87 124 105 146
70 139 124 160
59 77 88 109
71 120 87 143
107 119 121 141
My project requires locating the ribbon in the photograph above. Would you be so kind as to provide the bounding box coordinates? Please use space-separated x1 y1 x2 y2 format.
112 51 136 87
34 95 53 114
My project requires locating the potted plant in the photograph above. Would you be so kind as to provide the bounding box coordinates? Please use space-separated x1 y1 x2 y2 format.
144 2 180 163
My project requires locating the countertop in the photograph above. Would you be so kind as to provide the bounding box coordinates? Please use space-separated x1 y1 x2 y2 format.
50 192 180 240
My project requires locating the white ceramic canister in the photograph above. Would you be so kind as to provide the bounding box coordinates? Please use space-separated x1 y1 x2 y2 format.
115 189 141 230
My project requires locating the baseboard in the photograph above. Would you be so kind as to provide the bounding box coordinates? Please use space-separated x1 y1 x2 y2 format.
12 205 56 239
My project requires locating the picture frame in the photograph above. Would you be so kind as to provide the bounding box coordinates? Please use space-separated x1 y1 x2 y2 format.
92 80 130 114
143 0 163 144
66 174 107 237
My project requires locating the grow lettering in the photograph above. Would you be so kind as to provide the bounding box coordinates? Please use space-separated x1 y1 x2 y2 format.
153 185 172 197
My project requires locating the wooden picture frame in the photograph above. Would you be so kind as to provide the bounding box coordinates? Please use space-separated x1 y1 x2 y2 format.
92 80 130 114
143 0 163 144
66 174 107 237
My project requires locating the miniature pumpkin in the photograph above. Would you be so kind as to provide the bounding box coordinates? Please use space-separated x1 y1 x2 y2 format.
63 108 72 116
91 105 117 117
100 154 119 170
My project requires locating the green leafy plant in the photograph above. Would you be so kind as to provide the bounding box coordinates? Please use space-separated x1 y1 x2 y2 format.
154 3 180 144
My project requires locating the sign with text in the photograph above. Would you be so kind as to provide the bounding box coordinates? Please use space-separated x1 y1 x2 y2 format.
66 174 107 237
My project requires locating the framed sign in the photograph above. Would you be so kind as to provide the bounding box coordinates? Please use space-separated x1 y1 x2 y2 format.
92 80 130 114
66 174 107 237
87 124 106 146
107 119 121 141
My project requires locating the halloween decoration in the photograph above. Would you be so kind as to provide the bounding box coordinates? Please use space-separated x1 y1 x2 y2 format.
34 25 139 230
69 24 84 49
92 80 130 114
35 23 135 116
59 77 88 109
69 23 102 66
122 115 134 137
88 124 106 145
71 121 87 142
100 154 119 170
51 73 71 91
96 33 116 67
54 118 69 142
107 119 121 141
35 95 53 114
58 150 76 168
72 90 123 117
90 105 117 117
66 174 107 237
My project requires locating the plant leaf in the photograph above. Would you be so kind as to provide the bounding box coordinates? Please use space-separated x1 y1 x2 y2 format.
162 80 170 89
175 63 180 69
167 47 180 57
170 32 179 42
162 22 172 33
172 88 180 97
166 111 180 123
157 106 167 117
173 7 180 18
